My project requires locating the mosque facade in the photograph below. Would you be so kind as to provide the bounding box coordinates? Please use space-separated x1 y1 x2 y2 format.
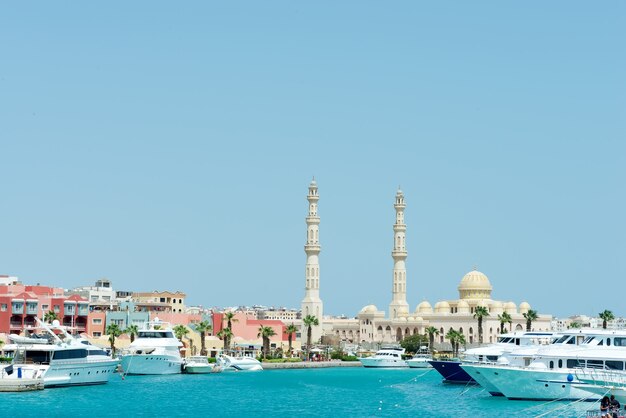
300 180 552 348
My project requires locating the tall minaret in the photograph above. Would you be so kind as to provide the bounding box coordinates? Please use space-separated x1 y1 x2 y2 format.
389 188 409 319
301 178 324 344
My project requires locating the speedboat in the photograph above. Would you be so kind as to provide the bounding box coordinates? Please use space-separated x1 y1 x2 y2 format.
358 347 408 368
184 356 220 374
119 318 184 375
2 319 118 387
217 354 263 371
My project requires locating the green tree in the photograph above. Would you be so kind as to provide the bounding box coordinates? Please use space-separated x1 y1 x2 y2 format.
473 306 489 344
222 312 238 349
106 324 122 357
302 315 319 351
445 329 459 358
125 325 139 343
44 310 59 323
173 325 189 341
569 321 582 329
284 323 298 356
217 328 234 352
195 321 212 356
400 333 429 354
497 312 512 334
523 309 538 332
456 331 466 357
257 325 276 359
425 326 439 356
599 310 615 330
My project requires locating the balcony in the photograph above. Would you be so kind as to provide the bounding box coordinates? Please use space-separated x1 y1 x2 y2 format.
64 307 76 315
10 320 23 330
26 306 38 315
12 305 24 315
77 306 89 316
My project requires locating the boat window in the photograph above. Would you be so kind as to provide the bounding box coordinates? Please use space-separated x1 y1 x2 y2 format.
607 338 611 346
606 361 624 371
615 338 626 347
582 336 596 344
587 360 604 369
598 340 604 346
549 361 554 369
88 349 108 357
567 359 585 368
566 337 575 344
555 335 570 344
53 349 88 360
487 356 498 362
25 350 51 363
139 331 174 338
558 359 563 368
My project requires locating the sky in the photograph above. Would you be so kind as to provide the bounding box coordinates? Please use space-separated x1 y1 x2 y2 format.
1 2 624 318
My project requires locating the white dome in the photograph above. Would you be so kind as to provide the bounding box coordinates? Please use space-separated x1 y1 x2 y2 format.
504 301 517 314
490 301 504 314
435 301 450 313
415 301 433 314
397 306 409 317
360 304 378 314
519 302 531 314
457 300 470 314
458 269 493 300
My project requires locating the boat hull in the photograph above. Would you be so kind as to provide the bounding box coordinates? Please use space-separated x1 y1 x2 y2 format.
359 357 408 368
184 365 214 374
429 360 475 384
406 358 433 368
120 354 183 375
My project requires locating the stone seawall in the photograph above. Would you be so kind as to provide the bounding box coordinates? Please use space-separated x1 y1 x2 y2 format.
261 361 362 370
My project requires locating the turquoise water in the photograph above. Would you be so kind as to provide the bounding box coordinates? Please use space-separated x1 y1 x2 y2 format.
2 368 599 417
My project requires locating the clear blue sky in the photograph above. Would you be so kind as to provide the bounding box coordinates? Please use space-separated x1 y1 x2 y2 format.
1 2 624 318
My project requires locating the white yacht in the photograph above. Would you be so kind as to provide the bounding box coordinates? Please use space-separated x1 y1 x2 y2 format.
405 347 433 368
2 319 118 387
184 356 220 374
119 319 184 375
461 330 626 401
217 354 263 371
358 347 408 368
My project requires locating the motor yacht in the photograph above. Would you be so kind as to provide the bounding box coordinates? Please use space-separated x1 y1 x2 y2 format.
119 318 184 375
358 347 408 368
217 354 263 371
461 330 626 401
2 319 118 387
405 347 433 368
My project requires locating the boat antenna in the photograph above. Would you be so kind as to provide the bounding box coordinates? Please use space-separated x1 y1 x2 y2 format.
35 317 63 343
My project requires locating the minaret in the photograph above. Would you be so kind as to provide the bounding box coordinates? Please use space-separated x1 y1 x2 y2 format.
389 188 409 319
300 178 324 344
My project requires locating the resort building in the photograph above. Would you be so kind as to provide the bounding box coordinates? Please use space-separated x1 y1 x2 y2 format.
297 182 552 348
131 290 186 313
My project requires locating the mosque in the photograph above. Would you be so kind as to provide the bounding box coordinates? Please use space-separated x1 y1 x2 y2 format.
300 179 552 347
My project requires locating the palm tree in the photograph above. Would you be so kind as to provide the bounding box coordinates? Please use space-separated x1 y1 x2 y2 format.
445 329 459 358
284 323 298 356
456 331 466 358
224 312 238 331
497 312 512 334
44 310 59 324
173 325 189 341
599 310 615 330
302 315 319 351
257 325 276 360
569 321 582 329
195 321 212 356
425 326 439 356
125 325 139 343
523 309 538 331
217 328 234 352
473 306 489 344
106 324 122 357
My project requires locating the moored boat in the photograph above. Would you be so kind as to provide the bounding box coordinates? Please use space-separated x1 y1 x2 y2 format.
0 364 45 392
184 356 220 374
358 347 408 368
217 354 263 371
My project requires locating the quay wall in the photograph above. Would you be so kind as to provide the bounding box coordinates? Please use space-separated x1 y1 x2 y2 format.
262 361 362 370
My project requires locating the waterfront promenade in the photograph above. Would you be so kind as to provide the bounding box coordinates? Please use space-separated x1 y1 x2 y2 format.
261 361 362 370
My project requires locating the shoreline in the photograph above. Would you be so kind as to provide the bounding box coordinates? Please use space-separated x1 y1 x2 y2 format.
261 361 362 370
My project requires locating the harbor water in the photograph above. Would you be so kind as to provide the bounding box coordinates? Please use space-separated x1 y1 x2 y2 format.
2 367 600 417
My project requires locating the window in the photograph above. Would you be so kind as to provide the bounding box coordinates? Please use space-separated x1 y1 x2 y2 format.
0 304 6 312
606 360 624 370
587 360 604 369
93 332 102 337
53 349 88 360
558 359 563 368
615 338 626 347
567 359 585 368
53 305 60 312
92 318 102 324
41 304 48 311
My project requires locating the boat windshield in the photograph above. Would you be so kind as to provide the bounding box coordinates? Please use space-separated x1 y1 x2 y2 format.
138 331 175 339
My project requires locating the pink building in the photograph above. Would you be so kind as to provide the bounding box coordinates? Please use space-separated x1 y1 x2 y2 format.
149 312 202 326
213 312 288 343
0 284 89 334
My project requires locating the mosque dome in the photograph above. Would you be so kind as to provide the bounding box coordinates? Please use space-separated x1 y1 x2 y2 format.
458 269 493 300
415 301 433 314
397 306 409 317
490 301 504 314
519 302 531 314
457 300 470 314
414 316 423 322
435 301 450 313
360 304 378 314
407 316 414 322
504 301 517 314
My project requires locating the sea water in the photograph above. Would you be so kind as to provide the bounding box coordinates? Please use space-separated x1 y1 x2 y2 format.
1 368 599 417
